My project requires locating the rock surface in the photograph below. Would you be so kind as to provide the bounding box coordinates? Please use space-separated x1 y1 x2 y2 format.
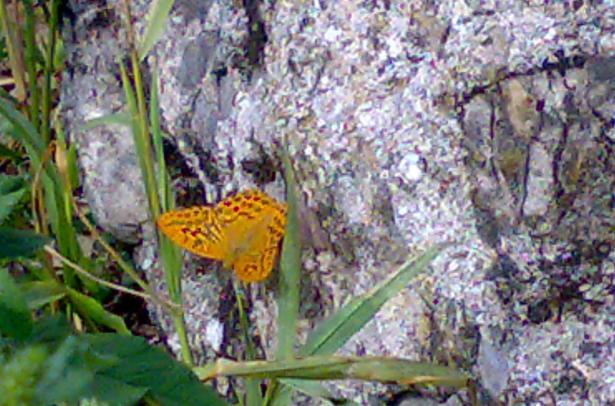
63 0 614 404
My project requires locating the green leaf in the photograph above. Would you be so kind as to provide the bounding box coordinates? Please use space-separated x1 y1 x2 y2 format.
87 374 148 405
0 345 48 406
34 335 98 404
84 334 229 406
22 280 66 310
0 268 33 340
0 227 51 259
65 288 130 335
0 174 27 224
29 315 72 346
138 0 175 61
302 245 447 356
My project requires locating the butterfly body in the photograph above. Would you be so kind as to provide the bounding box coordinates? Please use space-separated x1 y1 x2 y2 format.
157 189 287 282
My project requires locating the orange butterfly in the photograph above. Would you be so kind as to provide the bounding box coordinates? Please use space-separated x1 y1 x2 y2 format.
157 189 287 282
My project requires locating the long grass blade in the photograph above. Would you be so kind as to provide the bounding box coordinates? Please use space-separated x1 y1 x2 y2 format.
267 140 302 406
120 59 191 363
22 0 40 130
148 64 171 212
277 141 302 358
196 355 469 389
138 0 175 61
0 0 26 100
302 244 447 356
0 96 46 159
80 113 132 131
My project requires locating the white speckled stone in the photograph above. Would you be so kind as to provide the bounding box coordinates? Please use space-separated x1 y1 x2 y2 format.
63 0 615 404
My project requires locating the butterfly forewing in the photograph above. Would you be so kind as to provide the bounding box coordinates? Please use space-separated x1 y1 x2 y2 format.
157 206 227 260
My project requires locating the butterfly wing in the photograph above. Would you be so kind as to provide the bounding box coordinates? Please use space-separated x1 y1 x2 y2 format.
233 247 281 282
157 206 227 260
215 189 287 282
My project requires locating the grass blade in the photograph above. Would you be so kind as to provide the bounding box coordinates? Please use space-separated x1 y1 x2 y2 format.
80 112 132 132
149 65 172 212
277 143 302 358
268 142 302 406
0 0 26 100
22 280 66 310
0 96 46 160
66 288 130 335
302 244 447 356
23 0 40 130
120 59 191 363
138 0 175 61
196 355 469 389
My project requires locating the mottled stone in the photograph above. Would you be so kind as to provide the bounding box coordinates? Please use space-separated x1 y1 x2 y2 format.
61 0 149 243
477 328 509 399
62 0 615 405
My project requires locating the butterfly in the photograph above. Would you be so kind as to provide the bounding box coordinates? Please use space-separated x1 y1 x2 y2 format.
157 189 287 282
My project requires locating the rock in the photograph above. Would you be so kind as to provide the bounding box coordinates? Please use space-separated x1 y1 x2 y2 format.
62 0 150 243
62 0 615 404
477 329 509 399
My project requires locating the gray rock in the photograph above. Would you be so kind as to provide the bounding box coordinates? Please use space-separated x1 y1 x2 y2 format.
62 0 149 243
477 329 509 399
62 0 615 405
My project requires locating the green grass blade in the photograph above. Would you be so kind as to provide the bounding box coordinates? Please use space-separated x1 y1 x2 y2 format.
0 96 46 160
40 0 60 143
1 95 82 285
22 280 66 310
0 174 27 224
138 0 175 61
196 355 468 389
277 142 302 359
302 244 447 356
232 281 263 406
41 173 81 287
81 112 132 131
121 59 191 363
269 142 302 406
23 0 40 130
0 0 26 99
66 288 130 335
148 65 171 212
